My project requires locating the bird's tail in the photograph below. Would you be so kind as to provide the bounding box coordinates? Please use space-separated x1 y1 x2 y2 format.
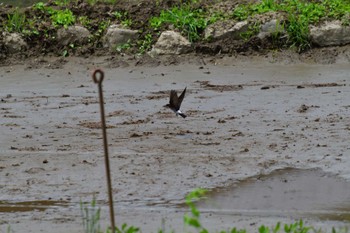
179 112 187 118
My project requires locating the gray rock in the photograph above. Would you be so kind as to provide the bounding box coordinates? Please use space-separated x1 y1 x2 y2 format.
257 19 285 40
103 25 138 49
57 25 91 46
150 30 191 55
204 20 249 41
3 32 28 53
310 20 350 46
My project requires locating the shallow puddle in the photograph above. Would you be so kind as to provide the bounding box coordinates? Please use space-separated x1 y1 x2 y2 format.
197 168 350 221
0 200 69 212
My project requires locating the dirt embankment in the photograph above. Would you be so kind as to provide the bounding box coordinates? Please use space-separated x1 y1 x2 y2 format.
2 0 350 66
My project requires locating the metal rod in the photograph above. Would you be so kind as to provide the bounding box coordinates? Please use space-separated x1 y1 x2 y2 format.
92 69 116 232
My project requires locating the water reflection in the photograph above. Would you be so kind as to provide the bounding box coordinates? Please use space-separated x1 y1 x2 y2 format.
196 168 350 221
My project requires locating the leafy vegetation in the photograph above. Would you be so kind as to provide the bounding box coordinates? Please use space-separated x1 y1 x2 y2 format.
232 0 350 51
5 8 26 33
50 9 76 28
137 33 153 54
3 0 350 56
32 2 75 28
150 5 208 42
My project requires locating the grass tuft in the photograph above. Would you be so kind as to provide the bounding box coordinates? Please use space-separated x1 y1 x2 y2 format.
6 8 26 33
150 5 208 42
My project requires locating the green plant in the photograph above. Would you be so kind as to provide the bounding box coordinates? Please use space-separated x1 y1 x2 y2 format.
114 11 127 20
113 223 139 233
286 14 310 52
6 8 26 33
22 18 40 36
138 33 153 54
6 225 13 233
232 5 251 21
121 19 132 28
33 2 46 12
115 40 132 53
240 21 260 41
86 0 98 4
150 5 208 42
183 188 208 232
95 20 110 38
80 197 101 233
51 9 75 28
79 16 92 28
113 11 132 28
54 0 71 6
284 220 310 233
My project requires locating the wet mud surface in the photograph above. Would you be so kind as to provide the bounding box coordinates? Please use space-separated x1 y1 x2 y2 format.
1 56 350 232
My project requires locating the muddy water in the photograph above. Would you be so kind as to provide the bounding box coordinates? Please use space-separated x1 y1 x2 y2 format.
1 57 350 232
197 168 350 221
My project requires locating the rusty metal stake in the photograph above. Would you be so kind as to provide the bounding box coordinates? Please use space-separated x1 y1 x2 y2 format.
92 69 116 232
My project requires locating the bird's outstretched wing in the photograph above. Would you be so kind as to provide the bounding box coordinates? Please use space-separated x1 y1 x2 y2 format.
177 87 186 107
169 90 179 110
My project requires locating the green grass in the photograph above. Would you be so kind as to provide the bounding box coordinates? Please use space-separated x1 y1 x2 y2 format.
4 0 350 53
32 2 76 28
137 33 153 54
50 9 75 28
150 5 208 42
232 0 350 51
80 197 102 233
5 8 26 33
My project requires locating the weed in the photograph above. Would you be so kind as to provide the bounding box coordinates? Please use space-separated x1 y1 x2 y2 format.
113 11 132 28
240 21 260 41
63 49 69 57
115 40 132 53
113 11 127 20
79 16 92 28
269 19 286 46
183 188 208 232
150 5 207 42
113 223 139 233
22 18 40 36
33 2 46 12
138 33 153 54
6 8 26 33
285 14 310 52
6 225 13 233
86 0 98 4
232 5 251 21
80 197 101 233
51 9 76 28
342 12 350 26
95 20 110 38
54 0 71 7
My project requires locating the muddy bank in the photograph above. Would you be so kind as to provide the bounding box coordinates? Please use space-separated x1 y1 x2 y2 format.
0 56 350 232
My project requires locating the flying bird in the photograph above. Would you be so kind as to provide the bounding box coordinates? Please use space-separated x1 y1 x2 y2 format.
164 87 187 118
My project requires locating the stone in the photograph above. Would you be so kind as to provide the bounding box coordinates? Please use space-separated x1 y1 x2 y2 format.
57 25 91 46
257 19 285 40
3 32 28 53
150 30 191 55
103 24 138 49
204 20 249 41
310 20 350 46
